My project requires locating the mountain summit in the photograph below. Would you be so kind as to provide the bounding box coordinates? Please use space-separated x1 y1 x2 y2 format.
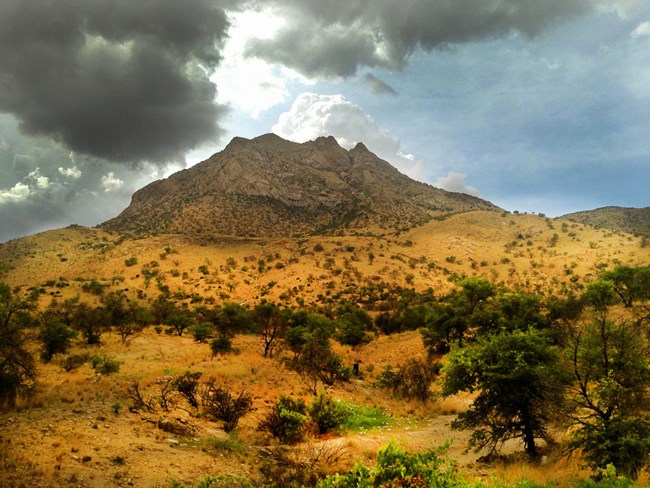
102 134 498 237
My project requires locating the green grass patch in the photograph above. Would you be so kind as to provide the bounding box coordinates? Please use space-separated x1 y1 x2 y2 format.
201 432 249 457
340 402 392 432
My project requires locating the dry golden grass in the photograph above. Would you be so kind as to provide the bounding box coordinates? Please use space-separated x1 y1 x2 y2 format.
2 211 649 310
2 212 650 486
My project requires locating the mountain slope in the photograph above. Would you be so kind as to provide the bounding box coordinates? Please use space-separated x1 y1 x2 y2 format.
101 134 498 237
563 206 650 237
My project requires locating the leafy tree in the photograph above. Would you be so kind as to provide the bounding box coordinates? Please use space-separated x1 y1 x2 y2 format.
216 302 253 337
443 328 568 458
45 296 81 328
284 311 334 360
566 280 650 478
39 316 77 361
102 292 152 343
151 294 178 324
189 322 215 343
295 334 348 393
0 283 37 405
600 265 650 308
378 358 440 402
167 309 196 336
72 302 106 344
253 301 287 358
420 278 495 354
334 315 368 346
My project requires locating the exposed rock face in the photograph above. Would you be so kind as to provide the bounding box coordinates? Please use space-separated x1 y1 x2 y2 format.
102 134 499 237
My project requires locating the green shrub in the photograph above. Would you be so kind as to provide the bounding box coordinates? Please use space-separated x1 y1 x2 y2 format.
259 396 308 443
61 353 90 372
40 318 77 362
91 355 120 375
210 336 233 356
309 393 349 435
124 257 138 267
316 441 461 488
189 322 214 343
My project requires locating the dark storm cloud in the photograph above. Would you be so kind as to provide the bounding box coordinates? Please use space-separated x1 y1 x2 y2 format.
364 74 397 95
244 0 593 77
0 0 231 164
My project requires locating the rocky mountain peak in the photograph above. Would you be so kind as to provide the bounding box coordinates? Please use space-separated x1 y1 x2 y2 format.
101 134 499 237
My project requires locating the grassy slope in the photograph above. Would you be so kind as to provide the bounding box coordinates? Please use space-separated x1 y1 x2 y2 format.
1 211 650 486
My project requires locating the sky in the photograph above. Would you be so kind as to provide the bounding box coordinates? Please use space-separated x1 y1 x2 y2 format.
1 0 649 243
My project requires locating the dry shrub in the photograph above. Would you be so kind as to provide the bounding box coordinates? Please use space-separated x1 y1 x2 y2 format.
0 437 51 487
257 440 350 487
431 395 470 416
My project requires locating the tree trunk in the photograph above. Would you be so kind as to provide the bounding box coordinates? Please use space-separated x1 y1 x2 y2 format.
521 408 538 458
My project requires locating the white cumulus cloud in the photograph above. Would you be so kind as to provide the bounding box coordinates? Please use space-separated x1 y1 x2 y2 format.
434 171 481 197
0 182 32 204
100 172 124 193
273 92 425 180
632 21 650 37
58 165 82 179
27 168 50 189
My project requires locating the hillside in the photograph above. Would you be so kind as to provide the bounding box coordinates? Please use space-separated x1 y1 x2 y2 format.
2 211 650 487
101 134 498 238
563 206 650 237
2 211 648 309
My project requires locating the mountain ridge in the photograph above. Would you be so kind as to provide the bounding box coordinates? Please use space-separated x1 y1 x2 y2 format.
101 134 499 237
562 206 650 237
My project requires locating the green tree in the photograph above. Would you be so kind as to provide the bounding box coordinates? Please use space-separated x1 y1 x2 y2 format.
72 302 106 344
284 311 334 360
600 265 650 308
0 283 37 405
39 316 77 362
168 308 196 336
420 277 495 354
443 328 568 458
566 281 650 478
253 301 286 358
216 302 253 337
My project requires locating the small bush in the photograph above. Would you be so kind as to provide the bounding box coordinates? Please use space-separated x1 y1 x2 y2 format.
61 353 90 372
40 319 77 361
201 380 253 432
259 396 308 444
189 322 215 343
91 355 120 375
124 257 138 267
309 393 349 435
316 441 459 488
377 358 440 402
259 442 348 488
210 336 233 356
174 371 202 410
127 380 156 412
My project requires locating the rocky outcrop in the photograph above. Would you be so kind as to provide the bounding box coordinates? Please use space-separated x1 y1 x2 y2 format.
102 134 499 237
